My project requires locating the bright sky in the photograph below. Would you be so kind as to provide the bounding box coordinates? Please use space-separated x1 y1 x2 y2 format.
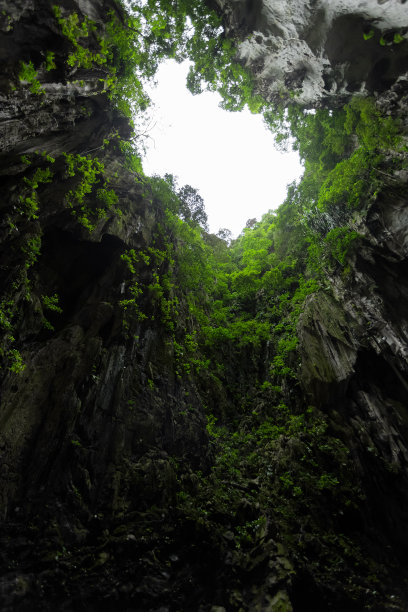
142 60 303 237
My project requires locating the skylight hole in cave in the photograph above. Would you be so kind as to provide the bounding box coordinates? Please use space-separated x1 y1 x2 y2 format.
138 60 303 238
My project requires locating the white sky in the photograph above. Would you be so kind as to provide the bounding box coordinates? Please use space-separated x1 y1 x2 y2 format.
141 60 303 237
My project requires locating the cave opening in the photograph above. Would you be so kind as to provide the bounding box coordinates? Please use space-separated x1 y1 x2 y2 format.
139 59 303 237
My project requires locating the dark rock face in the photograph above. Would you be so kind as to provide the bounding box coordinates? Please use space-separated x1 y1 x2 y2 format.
299 145 408 482
1 0 408 610
0 3 213 609
295 117 408 603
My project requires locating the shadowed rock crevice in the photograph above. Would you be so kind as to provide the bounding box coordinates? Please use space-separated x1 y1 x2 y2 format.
36 228 125 339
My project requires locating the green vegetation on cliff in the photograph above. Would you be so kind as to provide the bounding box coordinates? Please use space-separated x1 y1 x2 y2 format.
109 5 408 603
108 66 405 601
2 1 408 608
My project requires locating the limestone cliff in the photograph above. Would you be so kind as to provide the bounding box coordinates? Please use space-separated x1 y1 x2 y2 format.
0 0 408 611
214 0 408 107
0 1 212 607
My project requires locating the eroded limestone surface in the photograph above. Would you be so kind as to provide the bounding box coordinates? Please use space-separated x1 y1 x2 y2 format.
216 0 408 106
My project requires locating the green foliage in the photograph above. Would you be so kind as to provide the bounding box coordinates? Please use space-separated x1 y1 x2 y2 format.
64 153 103 229
18 60 44 94
8 3 407 594
45 50 56 71
185 23 262 112
0 300 25 372
0 300 13 333
262 97 405 294
361 28 405 47
111 0 264 114
22 235 42 270
344 97 400 150
179 400 360 570
118 140 144 173
42 294 63 313
8 349 25 373
363 29 375 41
52 5 148 118
309 99 402 216
18 158 55 220
62 153 119 231
317 472 339 490
96 186 119 208
125 89 406 601
119 276 147 322
317 148 376 211
119 237 179 329
103 9 152 117
53 7 104 69
177 184 208 231
393 32 405 44
50 0 268 127
323 228 361 267
0 154 56 370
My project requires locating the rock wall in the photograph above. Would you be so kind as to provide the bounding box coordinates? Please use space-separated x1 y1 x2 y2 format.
1 0 408 610
214 0 408 107
0 3 213 608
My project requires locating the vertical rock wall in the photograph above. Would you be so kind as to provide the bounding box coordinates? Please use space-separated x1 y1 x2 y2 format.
0 3 212 608
1 0 408 610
